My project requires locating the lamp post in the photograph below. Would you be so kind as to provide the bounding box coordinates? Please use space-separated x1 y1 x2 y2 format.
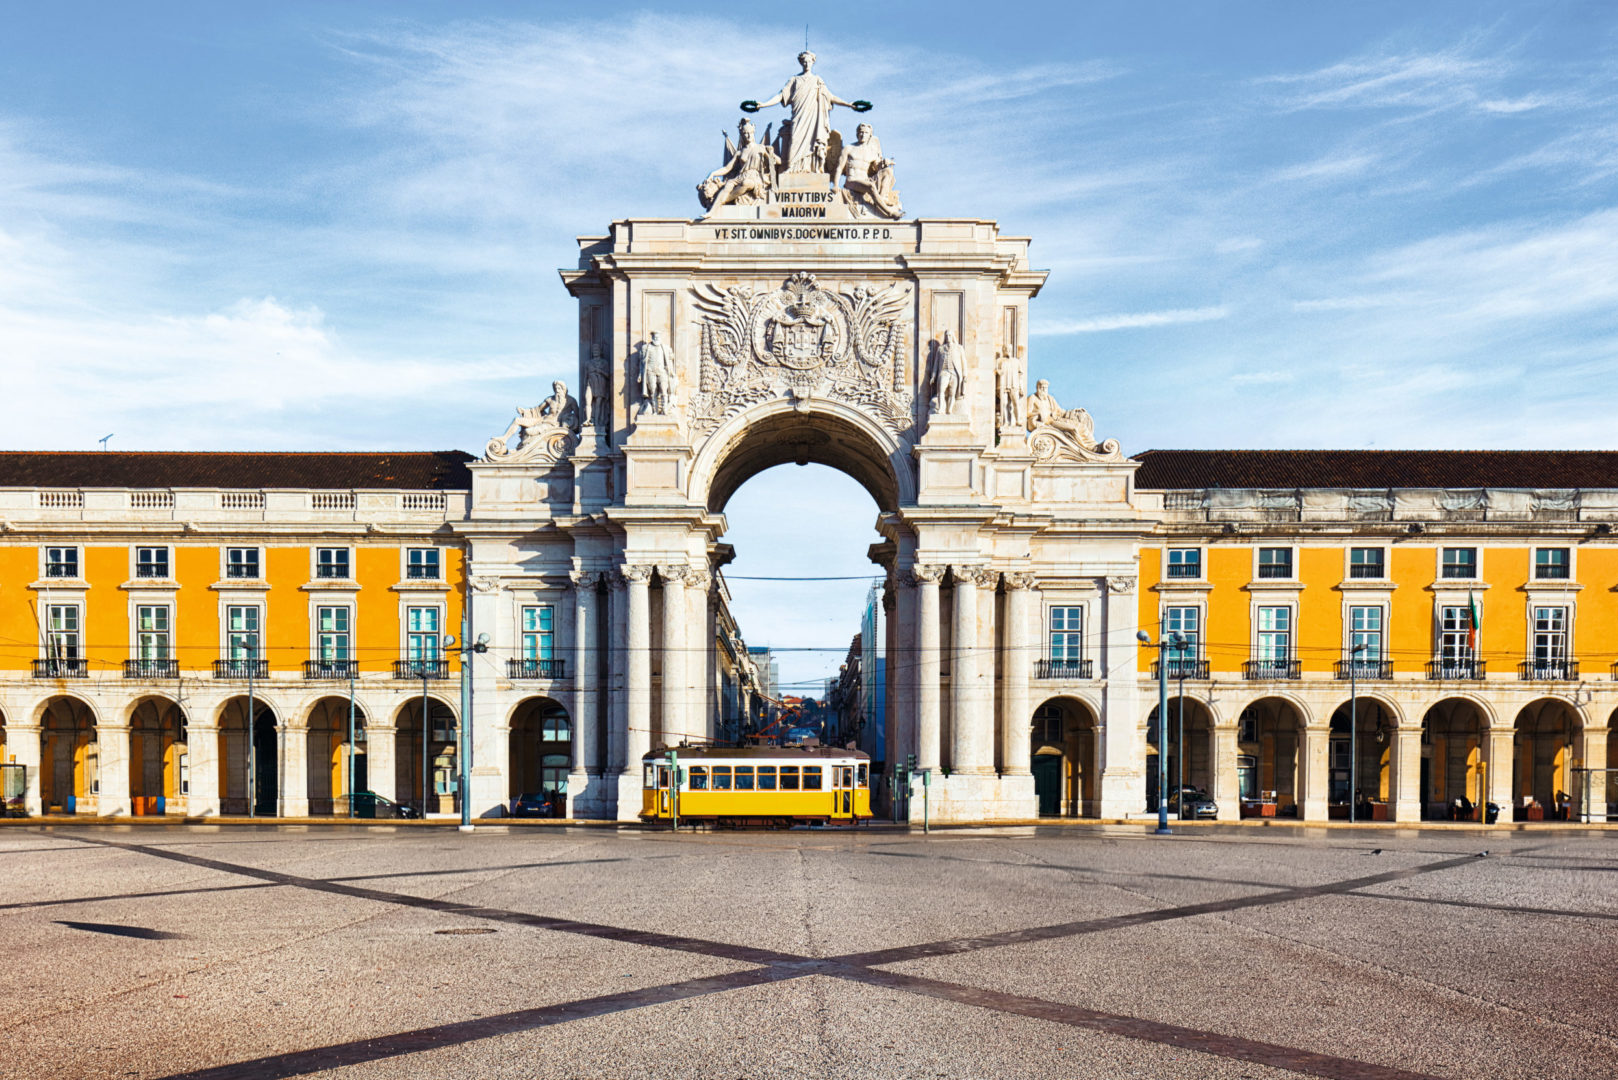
1140 630 1187 835
1349 641 1365 823
444 622 488 833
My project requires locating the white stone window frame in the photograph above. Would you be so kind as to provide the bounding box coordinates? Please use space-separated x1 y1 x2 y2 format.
1527 601 1573 664
40 544 82 581
1252 544 1297 583
309 598 357 662
402 545 443 583
131 543 173 581
1344 543 1390 582
1436 544 1482 583
220 599 266 662
1046 604 1086 663
1530 544 1575 583
1428 587 1488 662
1164 546 1205 581
312 544 355 582
1159 600 1205 660
1250 600 1299 662
43 599 84 659
1039 594 1093 664
222 545 264 581
1341 600 1389 662
401 599 448 662
131 600 174 661
518 601 557 662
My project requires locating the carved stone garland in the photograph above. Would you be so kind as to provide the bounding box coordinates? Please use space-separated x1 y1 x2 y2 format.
688 272 913 437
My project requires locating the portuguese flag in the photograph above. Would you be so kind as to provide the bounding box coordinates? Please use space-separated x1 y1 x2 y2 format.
1468 591 1481 652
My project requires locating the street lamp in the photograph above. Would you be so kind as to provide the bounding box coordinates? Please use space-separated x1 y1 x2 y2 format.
1349 641 1366 823
443 625 489 833
1139 629 1187 835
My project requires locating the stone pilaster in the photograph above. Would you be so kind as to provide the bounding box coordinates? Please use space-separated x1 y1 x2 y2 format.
1486 726 1514 822
1000 574 1034 776
279 722 309 817
1098 575 1145 818
98 724 131 817
913 564 943 772
1301 725 1330 821
10 724 42 816
659 566 688 744
1575 726 1608 821
467 575 506 818
568 570 603 817
187 725 220 817
1211 724 1240 821
367 722 396 804
686 567 713 743
617 564 654 820
1392 726 1423 822
951 567 992 775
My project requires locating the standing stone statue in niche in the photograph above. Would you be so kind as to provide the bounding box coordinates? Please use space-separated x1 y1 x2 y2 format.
996 348 1022 433
636 331 679 417
741 51 870 175
582 343 610 428
927 330 965 416
485 380 580 463
698 118 781 211
837 123 903 219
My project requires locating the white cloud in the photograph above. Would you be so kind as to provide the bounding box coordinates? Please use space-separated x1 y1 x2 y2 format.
1229 370 1294 386
1259 42 1510 112
1035 306 1229 334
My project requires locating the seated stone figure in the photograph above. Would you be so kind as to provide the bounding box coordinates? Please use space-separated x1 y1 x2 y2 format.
486 381 580 463
837 122 903 219
699 119 781 211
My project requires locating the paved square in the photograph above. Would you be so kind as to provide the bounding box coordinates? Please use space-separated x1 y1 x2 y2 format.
2 824 1615 1079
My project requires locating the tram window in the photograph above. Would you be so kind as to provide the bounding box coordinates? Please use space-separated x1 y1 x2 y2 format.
734 766 754 791
643 765 656 789
689 766 708 791
857 764 868 787
657 766 670 789
780 766 800 791
802 767 823 790
712 766 732 791
757 766 777 790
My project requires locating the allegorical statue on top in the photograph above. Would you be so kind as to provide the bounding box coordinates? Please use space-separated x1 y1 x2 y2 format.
837 122 903 219
485 380 580 463
1024 378 1124 463
698 118 781 211
742 51 869 175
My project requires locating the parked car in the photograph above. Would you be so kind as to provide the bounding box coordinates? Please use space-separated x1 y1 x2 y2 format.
510 792 553 818
1166 786 1218 820
365 794 420 820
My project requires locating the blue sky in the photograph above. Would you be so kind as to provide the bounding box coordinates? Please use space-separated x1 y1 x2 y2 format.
3 1 1616 686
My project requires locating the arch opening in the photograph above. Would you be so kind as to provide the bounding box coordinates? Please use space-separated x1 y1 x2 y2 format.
129 695 187 816
305 697 368 817
1327 697 1396 819
41 696 97 814
701 404 906 514
395 696 458 816
1420 698 1488 821
1513 698 1578 820
218 696 279 816
1236 697 1307 818
1146 696 1215 816
1033 697 1099 817
509 697 571 817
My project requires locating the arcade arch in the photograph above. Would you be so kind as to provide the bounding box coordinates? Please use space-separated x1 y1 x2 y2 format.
1238 697 1309 817
395 696 458 815
305 697 367 816
1032 696 1098 817
1144 696 1216 814
1513 698 1579 819
218 695 279 816
509 697 571 816
40 695 96 814
128 696 187 815
1420 697 1489 820
1327 696 1396 817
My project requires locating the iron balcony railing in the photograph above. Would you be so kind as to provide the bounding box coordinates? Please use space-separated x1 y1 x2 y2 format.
1426 658 1486 680
303 659 358 680
1152 658 1209 680
123 658 179 680
1034 658 1093 680
394 658 449 680
33 657 87 678
1519 658 1577 681
508 658 566 680
1334 658 1393 680
1243 658 1300 680
213 658 268 679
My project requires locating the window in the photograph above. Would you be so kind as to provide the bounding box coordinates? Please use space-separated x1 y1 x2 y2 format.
1535 548 1570 581
317 606 350 661
136 605 171 659
1441 547 1477 579
1439 606 1475 661
135 546 169 578
1166 548 1201 579
226 547 260 579
801 766 823 791
46 604 80 658
407 548 441 580
689 766 708 791
522 605 554 660
1349 606 1383 660
1164 606 1199 660
1533 606 1568 662
711 766 732 791
1256 607 1291 660
756 766 777 791
1033 702 1064 744
227 606 260 660
1048 606 1083 662
1238 708 1258 745
1257 548 1293 579
1349 547 1384 579
315 547 350 579
779 766 800 791
44 546 78 578
407 606 441 661
734 766 755 791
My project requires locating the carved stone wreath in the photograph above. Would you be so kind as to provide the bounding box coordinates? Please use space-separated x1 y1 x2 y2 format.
688 272 913 437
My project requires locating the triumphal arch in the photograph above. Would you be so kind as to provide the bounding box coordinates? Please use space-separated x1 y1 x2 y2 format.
463 53 1157 822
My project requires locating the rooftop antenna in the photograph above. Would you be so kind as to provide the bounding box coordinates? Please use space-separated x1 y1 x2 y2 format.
98 433 114 451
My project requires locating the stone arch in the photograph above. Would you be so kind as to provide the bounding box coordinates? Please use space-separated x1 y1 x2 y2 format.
508 696 572 817
1146 695 1217 814
38 695 97 814
1236 695 1309 817
1031 695 1099 817
304 696 369 816
127 694 188 814
691 398 912 513
1513 697 1579 818
1327 694 1398 815
394 694 459 815
216 695 281 816
1420 697 1490 820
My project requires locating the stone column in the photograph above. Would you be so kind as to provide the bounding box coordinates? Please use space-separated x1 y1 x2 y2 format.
891 575 913 766
279 722 309 817
1576 726 1608 821
11 724 42 816
913 564 943 772
1098 575 1147 818
607 572 628 776
568 570 601 814
1301 725 1330 821
659 566 687 744
1211 724 1240 821
1000 574 1034 776
187 723 220 817
1391 726 1423 822
467 576 506 818
952 567 992 775
686 568 713 743
98 724 132 817
367 720 396 803
1485 725 1514 823
618 564 654 820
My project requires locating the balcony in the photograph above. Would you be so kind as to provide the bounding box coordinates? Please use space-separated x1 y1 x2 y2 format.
123 658 179 680
394 659 449 680
303 659 358 680
33 658 87 679
1034 658 1093 680
508 658 566 680
1519 658 1578 681
1243 658 1300 680
1334 659 1393 680
213 659 268 680
1151 658 1209 680
1426 658 1486 680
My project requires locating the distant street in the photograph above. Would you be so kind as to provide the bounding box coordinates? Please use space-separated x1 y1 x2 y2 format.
3 823 1615 1079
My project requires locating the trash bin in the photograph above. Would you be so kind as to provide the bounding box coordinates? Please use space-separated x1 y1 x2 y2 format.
1485 802 1500 825
353 791 376 819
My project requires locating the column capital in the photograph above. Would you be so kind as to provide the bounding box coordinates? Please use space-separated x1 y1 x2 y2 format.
1003 571 1037 591
1104 575 1138 594
685 567 712 591
468 575 502 595
570 569 604 588
620 563 655 584
908 563 945 585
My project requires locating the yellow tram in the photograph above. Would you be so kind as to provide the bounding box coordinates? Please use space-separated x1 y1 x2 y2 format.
640 746 872 826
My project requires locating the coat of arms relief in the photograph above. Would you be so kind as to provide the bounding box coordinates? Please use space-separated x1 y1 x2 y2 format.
689 272 913 437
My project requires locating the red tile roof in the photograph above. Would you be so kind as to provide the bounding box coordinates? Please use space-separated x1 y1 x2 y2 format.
1133 450 1618 490
0 451 473 490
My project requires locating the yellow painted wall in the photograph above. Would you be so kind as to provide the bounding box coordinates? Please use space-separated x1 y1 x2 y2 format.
1297 547 1339 675
1204 546 1250 675
84 546 126 675
175 546 218 673
0 546 37 673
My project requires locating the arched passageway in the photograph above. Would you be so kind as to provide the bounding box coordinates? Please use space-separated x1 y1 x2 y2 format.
1032 697 1098 817
1146 696 1215 815
129 696 187 815
1238 698 1307 817
1514 699 1578 819
396 697 458 815
305 698 366 816
1421 698 1488 820
219 696 279 816
1328 697 1394 820
509 698 572 817
41 697 96 813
